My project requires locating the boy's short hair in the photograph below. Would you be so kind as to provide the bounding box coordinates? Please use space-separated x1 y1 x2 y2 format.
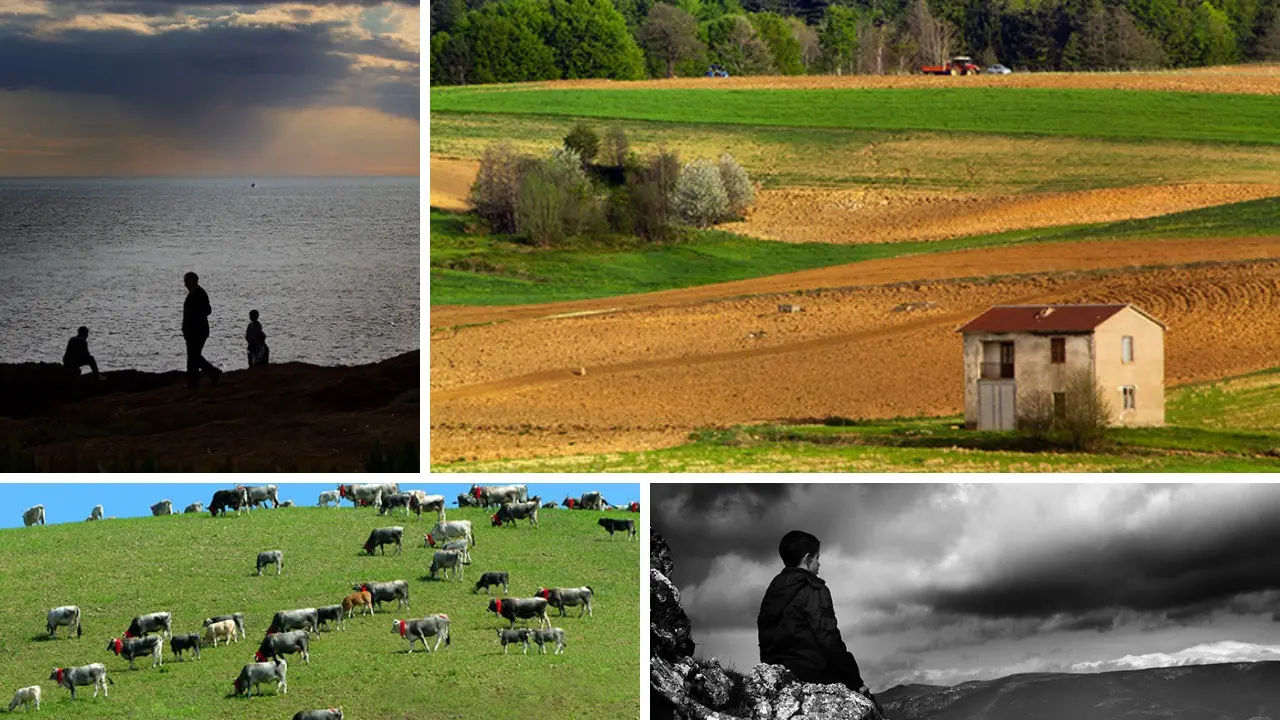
249 310 259 320
77 326 88 336
779 530 821 567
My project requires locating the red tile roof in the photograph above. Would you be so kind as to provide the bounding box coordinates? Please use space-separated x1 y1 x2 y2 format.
956 304 1164 334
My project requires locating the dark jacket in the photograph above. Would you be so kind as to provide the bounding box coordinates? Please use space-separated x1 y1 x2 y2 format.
63 335 90 365
246 320 266 349
758 566 865 691
183 286 211 338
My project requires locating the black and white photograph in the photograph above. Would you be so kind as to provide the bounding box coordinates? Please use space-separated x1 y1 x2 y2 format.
652 483 1280 719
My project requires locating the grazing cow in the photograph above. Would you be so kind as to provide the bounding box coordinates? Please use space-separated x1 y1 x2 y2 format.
598 517 637 540
378 492 413 517
353 581 409 612
209 487 249 516
22 505 45 527
267 609 320 639
628 501 640 512
317 491 339 507
441 538 471 564
542 501 558 509
316 604 345 632
108 635 163 670
280 500 294 508
341 590 373 618
125 611 172 639
424 520 474 549
497 628 531 654
257 550 284 576
580 491 606 510
204 619 239 647
234 658 287 697
532 627 567 655
255 629 310 665
473 572 510 596
243 485 280 509
339 483 398 508
49 664 112 699
493 498 540 528
87 504 104 521
457 492 480 508
47 605 82 638
488 597 551 629
184 502 204 514
294 710 343 720
392 615 450 653
7 685 40 711
150 499 172 516
408 491 446 522
170 632 201 661
204 613 246 640
430 549 468 581
535 586 595 618
469 484 528 508
363 526 404 556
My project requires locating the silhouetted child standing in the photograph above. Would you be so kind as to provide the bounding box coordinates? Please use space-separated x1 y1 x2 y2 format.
245 309 269 367
758 530 881 710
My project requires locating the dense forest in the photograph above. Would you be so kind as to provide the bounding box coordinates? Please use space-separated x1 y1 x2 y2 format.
430 0 1280 84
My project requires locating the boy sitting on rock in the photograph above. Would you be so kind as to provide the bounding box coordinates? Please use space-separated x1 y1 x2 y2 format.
757 529 882 711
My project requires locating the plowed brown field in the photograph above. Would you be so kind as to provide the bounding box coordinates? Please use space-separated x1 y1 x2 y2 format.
430 258 1280 462
430 156 479 211
530 64 1280 94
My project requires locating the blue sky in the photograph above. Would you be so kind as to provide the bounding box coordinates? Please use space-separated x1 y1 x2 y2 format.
1 482 640 529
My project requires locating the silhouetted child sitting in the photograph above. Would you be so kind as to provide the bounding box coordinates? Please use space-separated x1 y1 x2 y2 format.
758 530 882 710
63 325 101 380
245 309 269 367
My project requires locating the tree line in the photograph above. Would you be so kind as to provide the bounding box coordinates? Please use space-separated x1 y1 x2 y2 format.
431 0 1280 85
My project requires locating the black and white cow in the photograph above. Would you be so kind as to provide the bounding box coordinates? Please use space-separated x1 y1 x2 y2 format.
468 484 528 508
150 499 172 516
50 664 112 699
108 635 163 670
293 709 343 720
317 491 339 507
316 604 345 632
257 550 284 576
266 609 319 639
473 572 510 596
87 504 104 521
184 502 204 514
47 605 82 638
493 498 540 528
497 628 531 654
209 487 249 516
535 586 595 617
255 629 310 665
598 517 637 540
203 613 246 640
234 658 287 697
542 501 558 509
392 615 450 653
280 500 294 508
457 492 481 508
170 632 201 661
424 520 474 549
243 485 280 509
531 627 567 655
125 611 172 639
430 549 469 581
363 527 404 556
353 581 409 612
378 493 413 517
22 504 45 527
488 597 551 629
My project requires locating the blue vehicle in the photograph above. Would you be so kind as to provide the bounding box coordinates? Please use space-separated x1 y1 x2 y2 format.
706 64 730 78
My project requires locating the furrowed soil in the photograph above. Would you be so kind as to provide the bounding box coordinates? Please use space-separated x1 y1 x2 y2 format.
430 259 1280 463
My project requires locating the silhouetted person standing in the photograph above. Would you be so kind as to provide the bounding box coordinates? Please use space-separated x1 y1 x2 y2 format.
183 271 222 388
245 309 269 367
63 326 101 379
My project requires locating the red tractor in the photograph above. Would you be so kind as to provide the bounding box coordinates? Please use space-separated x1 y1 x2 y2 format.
921 56 981 76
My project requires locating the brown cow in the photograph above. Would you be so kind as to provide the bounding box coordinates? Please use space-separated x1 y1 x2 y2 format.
341 591 373 619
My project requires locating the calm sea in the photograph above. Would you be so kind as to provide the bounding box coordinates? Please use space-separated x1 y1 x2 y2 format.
0 177 419 373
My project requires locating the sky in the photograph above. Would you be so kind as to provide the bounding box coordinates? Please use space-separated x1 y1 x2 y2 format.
0 0 420 176
653 483 1280 691
1 481 641 528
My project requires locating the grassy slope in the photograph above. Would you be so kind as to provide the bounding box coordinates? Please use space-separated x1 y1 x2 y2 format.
432 369 1280 472
0 506 639 719
429 197 1280 307
430 88 1280 145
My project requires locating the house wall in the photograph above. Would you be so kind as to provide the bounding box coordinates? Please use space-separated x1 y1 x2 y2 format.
962 331 1093 428
1094 308 1165 426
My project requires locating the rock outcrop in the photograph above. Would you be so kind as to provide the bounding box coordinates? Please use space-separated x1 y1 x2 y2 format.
651 528 886 720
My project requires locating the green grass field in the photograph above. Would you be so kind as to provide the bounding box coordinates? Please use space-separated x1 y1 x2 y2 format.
431 88 1280 145
429 197 1280 307
0 506 640 719
432 368 1280 472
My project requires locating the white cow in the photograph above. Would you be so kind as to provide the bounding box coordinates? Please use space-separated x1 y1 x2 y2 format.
22 505 45 527
424 520 474 549
86 504 104 522
317 491 340 507
150 500 172 516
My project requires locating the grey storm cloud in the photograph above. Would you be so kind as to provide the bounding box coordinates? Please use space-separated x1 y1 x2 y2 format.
39 0 418 12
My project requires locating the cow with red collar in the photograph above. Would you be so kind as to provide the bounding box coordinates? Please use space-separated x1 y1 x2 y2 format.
392 615 450 653
563 491 605 511
125 611 172 639
469 484 527 509
628 501 640 512
424 520 474 549
492 498 540 528
488 597 551 629
108 634 163 670
534 586 594 618
50 664 112 699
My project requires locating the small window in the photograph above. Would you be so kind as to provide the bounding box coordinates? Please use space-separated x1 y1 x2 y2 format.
1123 386 1136 410
1050 337 1066 364
1121 336 1134 364
1053 392 1066 419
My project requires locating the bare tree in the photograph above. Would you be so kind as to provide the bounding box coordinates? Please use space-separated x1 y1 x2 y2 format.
904 0 956 67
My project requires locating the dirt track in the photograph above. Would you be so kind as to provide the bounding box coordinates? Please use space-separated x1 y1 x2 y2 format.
430 257 1280 463
528 64 1280 94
